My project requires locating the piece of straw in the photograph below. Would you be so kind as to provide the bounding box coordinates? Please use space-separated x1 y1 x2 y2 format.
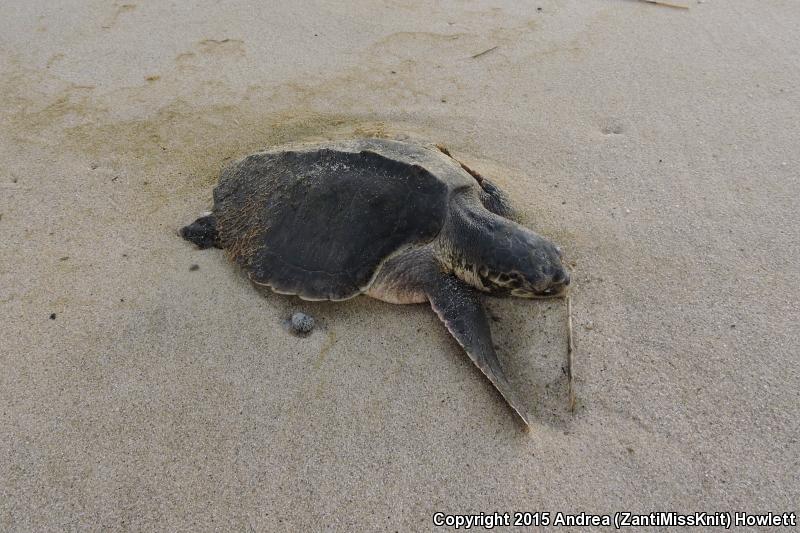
639 0 689 9
471 46 499 59
566 295 576 412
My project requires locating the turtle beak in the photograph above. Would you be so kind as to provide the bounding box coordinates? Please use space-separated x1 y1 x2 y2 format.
535 273 570 298
536 286 567 298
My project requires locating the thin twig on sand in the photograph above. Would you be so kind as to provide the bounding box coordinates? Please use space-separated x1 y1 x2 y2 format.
471 45 499 59
639 0 689 9
566 295 576 412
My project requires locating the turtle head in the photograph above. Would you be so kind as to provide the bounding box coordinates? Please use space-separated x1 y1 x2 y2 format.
446 199 570 298
476 228 570 299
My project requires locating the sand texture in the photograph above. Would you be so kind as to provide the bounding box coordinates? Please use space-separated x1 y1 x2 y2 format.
1 0 798 530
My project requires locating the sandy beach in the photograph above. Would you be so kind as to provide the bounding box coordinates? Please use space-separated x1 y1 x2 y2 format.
1 0 798 530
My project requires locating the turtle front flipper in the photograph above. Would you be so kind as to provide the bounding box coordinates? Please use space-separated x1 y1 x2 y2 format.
425 274 531 427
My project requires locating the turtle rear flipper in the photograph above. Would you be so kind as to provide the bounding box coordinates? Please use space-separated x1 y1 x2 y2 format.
180 214 221 249
426 273 531 428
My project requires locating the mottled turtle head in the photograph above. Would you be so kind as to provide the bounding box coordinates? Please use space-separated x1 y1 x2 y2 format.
478 228 570 298
446 199 570 298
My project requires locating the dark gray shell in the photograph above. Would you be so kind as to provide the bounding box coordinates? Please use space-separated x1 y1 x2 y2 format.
212 139 476 300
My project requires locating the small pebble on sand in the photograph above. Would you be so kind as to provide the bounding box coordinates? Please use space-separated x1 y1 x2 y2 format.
290 312 315 334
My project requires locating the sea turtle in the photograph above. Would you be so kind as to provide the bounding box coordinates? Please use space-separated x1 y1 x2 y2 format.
180 138 570 426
